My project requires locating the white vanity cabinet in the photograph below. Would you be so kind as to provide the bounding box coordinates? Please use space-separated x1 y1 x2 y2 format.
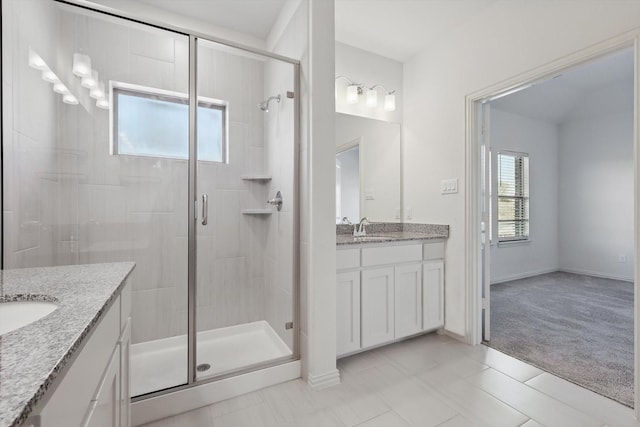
37 280 132 427
336 240 445 357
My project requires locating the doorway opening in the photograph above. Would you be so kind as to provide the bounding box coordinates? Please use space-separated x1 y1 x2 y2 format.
466 38 639 412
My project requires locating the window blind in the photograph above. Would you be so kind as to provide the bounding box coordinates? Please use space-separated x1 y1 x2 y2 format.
497 152 529 241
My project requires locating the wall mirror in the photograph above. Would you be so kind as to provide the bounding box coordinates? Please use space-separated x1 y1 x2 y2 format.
335 113 401 224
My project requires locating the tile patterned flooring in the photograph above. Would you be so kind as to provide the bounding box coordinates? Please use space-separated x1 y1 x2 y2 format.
139 333 639 427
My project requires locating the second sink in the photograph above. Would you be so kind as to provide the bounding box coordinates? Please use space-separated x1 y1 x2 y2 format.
0 300 58 335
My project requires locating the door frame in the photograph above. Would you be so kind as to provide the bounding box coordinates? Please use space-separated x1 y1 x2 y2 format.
465 30 640 414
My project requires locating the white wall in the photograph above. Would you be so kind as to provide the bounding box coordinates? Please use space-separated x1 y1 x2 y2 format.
403 1 640 337
559 82 634 281
269 0 339 387
335 42 402 123
489 108 559 283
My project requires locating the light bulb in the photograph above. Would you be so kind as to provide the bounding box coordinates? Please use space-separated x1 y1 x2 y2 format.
72 53 92 77
42 68 60 84
346 85 359 104
96 97 110 109
81 70 99 89
63 94 78 105
90 81 105 99
384 93 396 111
366 89 378 108
28 48 47 70
53 83 69 95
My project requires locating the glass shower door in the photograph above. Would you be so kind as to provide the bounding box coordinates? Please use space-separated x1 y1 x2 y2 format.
193 39 297 380
1 0 191 397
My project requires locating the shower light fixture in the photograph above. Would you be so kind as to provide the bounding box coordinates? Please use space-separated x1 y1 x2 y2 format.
73 53 92 77
28 48 47 70
90 81 106 99
81 70 99 89
63 94 79 105
335 75 396 111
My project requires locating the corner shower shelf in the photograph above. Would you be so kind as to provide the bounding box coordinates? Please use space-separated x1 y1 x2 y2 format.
241 175 272 182
241 209 273 215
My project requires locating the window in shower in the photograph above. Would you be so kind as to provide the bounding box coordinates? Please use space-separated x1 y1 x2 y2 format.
111 82 228 162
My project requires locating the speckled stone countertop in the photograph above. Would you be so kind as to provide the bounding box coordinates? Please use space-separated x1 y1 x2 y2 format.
336 223 449 246
0 262 135 427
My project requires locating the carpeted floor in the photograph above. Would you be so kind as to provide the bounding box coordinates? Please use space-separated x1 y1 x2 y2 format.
489 271 634 407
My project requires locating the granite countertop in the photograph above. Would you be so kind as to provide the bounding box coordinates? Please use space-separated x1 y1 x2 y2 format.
336 223 449 246
0 262 135 427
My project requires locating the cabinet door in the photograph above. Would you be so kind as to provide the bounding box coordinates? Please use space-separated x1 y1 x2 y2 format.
83 347 121 427
361 267 394 348
423 260 444 331
394 264 422 338
120 318 132 427
336 271 361 356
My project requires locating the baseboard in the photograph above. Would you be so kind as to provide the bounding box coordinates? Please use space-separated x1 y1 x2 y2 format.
443 329 468 344
490 268 558 285
132 360 300 426
558 268 633 283
307 369 341 390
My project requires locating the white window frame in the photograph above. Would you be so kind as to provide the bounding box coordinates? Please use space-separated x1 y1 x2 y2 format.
495 150 530 243
109 81 228 163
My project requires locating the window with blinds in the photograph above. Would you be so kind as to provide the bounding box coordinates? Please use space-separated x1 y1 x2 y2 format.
497 152 529 241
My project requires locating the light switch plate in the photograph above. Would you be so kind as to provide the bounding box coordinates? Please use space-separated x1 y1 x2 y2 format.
441 178 458 194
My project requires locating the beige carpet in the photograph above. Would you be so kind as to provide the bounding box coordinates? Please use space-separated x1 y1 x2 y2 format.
489 271 634 407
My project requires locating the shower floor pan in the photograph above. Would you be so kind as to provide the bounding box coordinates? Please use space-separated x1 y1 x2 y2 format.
131 320 292 397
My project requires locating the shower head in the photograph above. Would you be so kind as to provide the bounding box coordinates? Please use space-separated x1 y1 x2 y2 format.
257 94 281 112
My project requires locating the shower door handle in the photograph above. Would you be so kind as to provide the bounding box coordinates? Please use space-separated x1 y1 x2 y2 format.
202 194 208 226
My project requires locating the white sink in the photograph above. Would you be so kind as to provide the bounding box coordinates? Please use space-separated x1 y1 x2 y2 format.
0 301 58 335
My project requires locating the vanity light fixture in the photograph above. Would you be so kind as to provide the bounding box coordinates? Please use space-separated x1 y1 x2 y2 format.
81 70 99 89
63 94 79 105
365 88 378 107
28 48 47 70
42 67 60 84
96 97 110 109
72 52 92 77
53 82 70 95
29 49 79 106
335 75 396 111
90 81 106 99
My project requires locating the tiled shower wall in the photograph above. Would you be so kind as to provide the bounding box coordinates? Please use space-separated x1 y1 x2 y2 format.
2 0 60 269
3 1 296 348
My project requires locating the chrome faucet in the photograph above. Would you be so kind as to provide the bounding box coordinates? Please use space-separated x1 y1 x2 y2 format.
353 217 370 237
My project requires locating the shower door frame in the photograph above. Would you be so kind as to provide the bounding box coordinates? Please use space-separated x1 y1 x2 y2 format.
45 0 302 401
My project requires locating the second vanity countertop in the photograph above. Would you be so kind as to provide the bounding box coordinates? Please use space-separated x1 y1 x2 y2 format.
0 262 135 427
336 223 449 246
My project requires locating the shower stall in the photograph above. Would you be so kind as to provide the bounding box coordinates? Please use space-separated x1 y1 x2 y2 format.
1 0 299 404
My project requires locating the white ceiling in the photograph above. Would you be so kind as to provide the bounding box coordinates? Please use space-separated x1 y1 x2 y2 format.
335 0 498 62
490 49 634 124
135 0 287 40
124 0 498 63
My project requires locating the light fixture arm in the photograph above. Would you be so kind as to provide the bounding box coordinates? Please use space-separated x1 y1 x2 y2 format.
369 84 396 95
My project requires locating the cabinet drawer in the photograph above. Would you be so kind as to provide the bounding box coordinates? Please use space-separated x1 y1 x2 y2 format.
337 248 360 270
362 244 421 267
423 241 445 260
